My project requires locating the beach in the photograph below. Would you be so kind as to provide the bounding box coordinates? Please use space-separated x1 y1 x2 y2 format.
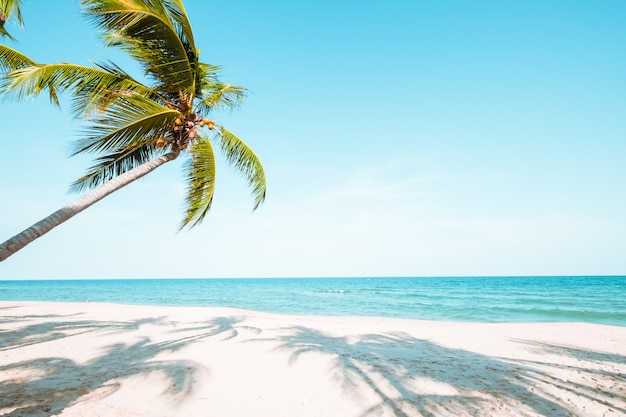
1 301 625 417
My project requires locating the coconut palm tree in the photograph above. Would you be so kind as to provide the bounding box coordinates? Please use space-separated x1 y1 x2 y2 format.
0 0 266 262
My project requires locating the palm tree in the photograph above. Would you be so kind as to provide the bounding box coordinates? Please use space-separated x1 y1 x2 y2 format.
0 0 266 262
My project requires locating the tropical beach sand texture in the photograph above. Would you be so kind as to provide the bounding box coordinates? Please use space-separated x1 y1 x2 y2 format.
1 302 625 417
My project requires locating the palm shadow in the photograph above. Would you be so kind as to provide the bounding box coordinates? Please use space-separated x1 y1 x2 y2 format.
0 314 251 416
512 339 626 413
0 315 164 352
273 326 626 417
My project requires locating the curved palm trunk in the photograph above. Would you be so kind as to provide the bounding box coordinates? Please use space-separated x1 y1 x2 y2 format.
0 149 180 262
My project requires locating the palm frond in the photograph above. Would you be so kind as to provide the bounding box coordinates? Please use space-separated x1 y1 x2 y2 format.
0 26 12 39
193 61 220 95
0 0 24 39
80 0 196 94
164 0 195 53
0 0 23 24
74 92 179 156
195 83 246 115
0 42 34 72
74 61 169 116
0 46 60 105
181 133 216 229
0 62 159 114
213 126 266 210
70 142 160 193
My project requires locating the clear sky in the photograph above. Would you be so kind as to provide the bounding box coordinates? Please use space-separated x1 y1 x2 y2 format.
1 0 625 279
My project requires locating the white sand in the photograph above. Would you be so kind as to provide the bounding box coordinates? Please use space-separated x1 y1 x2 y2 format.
0 301 625 417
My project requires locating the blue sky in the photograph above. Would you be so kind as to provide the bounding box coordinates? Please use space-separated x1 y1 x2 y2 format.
1 0 625 279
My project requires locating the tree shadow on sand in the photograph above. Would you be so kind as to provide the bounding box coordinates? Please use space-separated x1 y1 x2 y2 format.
0 314 161 352
0 314 253 416
273 327 626 417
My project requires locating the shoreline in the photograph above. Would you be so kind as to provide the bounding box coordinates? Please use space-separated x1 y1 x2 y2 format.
2 297 625 328
2 301 625 416
3 276 625 328
3 298 626 327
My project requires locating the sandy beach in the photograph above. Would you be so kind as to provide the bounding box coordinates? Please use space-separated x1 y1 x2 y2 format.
1 301 625 417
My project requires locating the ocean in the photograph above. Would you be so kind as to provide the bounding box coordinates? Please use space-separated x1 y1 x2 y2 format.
1 276 625 326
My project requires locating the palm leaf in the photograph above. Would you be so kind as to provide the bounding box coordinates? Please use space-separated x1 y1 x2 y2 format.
193 62 246 114
0 0 23 24
0 43 34 72
70 142 160 192
0 61 161 115
0 26 11 39
80 0 196 94
0 20 14 40
193 61 220 96
0 0 24 39
74 92 179 155
213 126 266 210
73 61 170 116
0 45 60 105
181 133 216 229
163 0 195 53
195 83 246 115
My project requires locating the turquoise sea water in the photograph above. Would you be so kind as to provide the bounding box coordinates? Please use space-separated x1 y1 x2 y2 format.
1 276 625 326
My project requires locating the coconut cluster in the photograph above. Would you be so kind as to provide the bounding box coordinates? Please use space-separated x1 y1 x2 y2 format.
156 115 215 150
